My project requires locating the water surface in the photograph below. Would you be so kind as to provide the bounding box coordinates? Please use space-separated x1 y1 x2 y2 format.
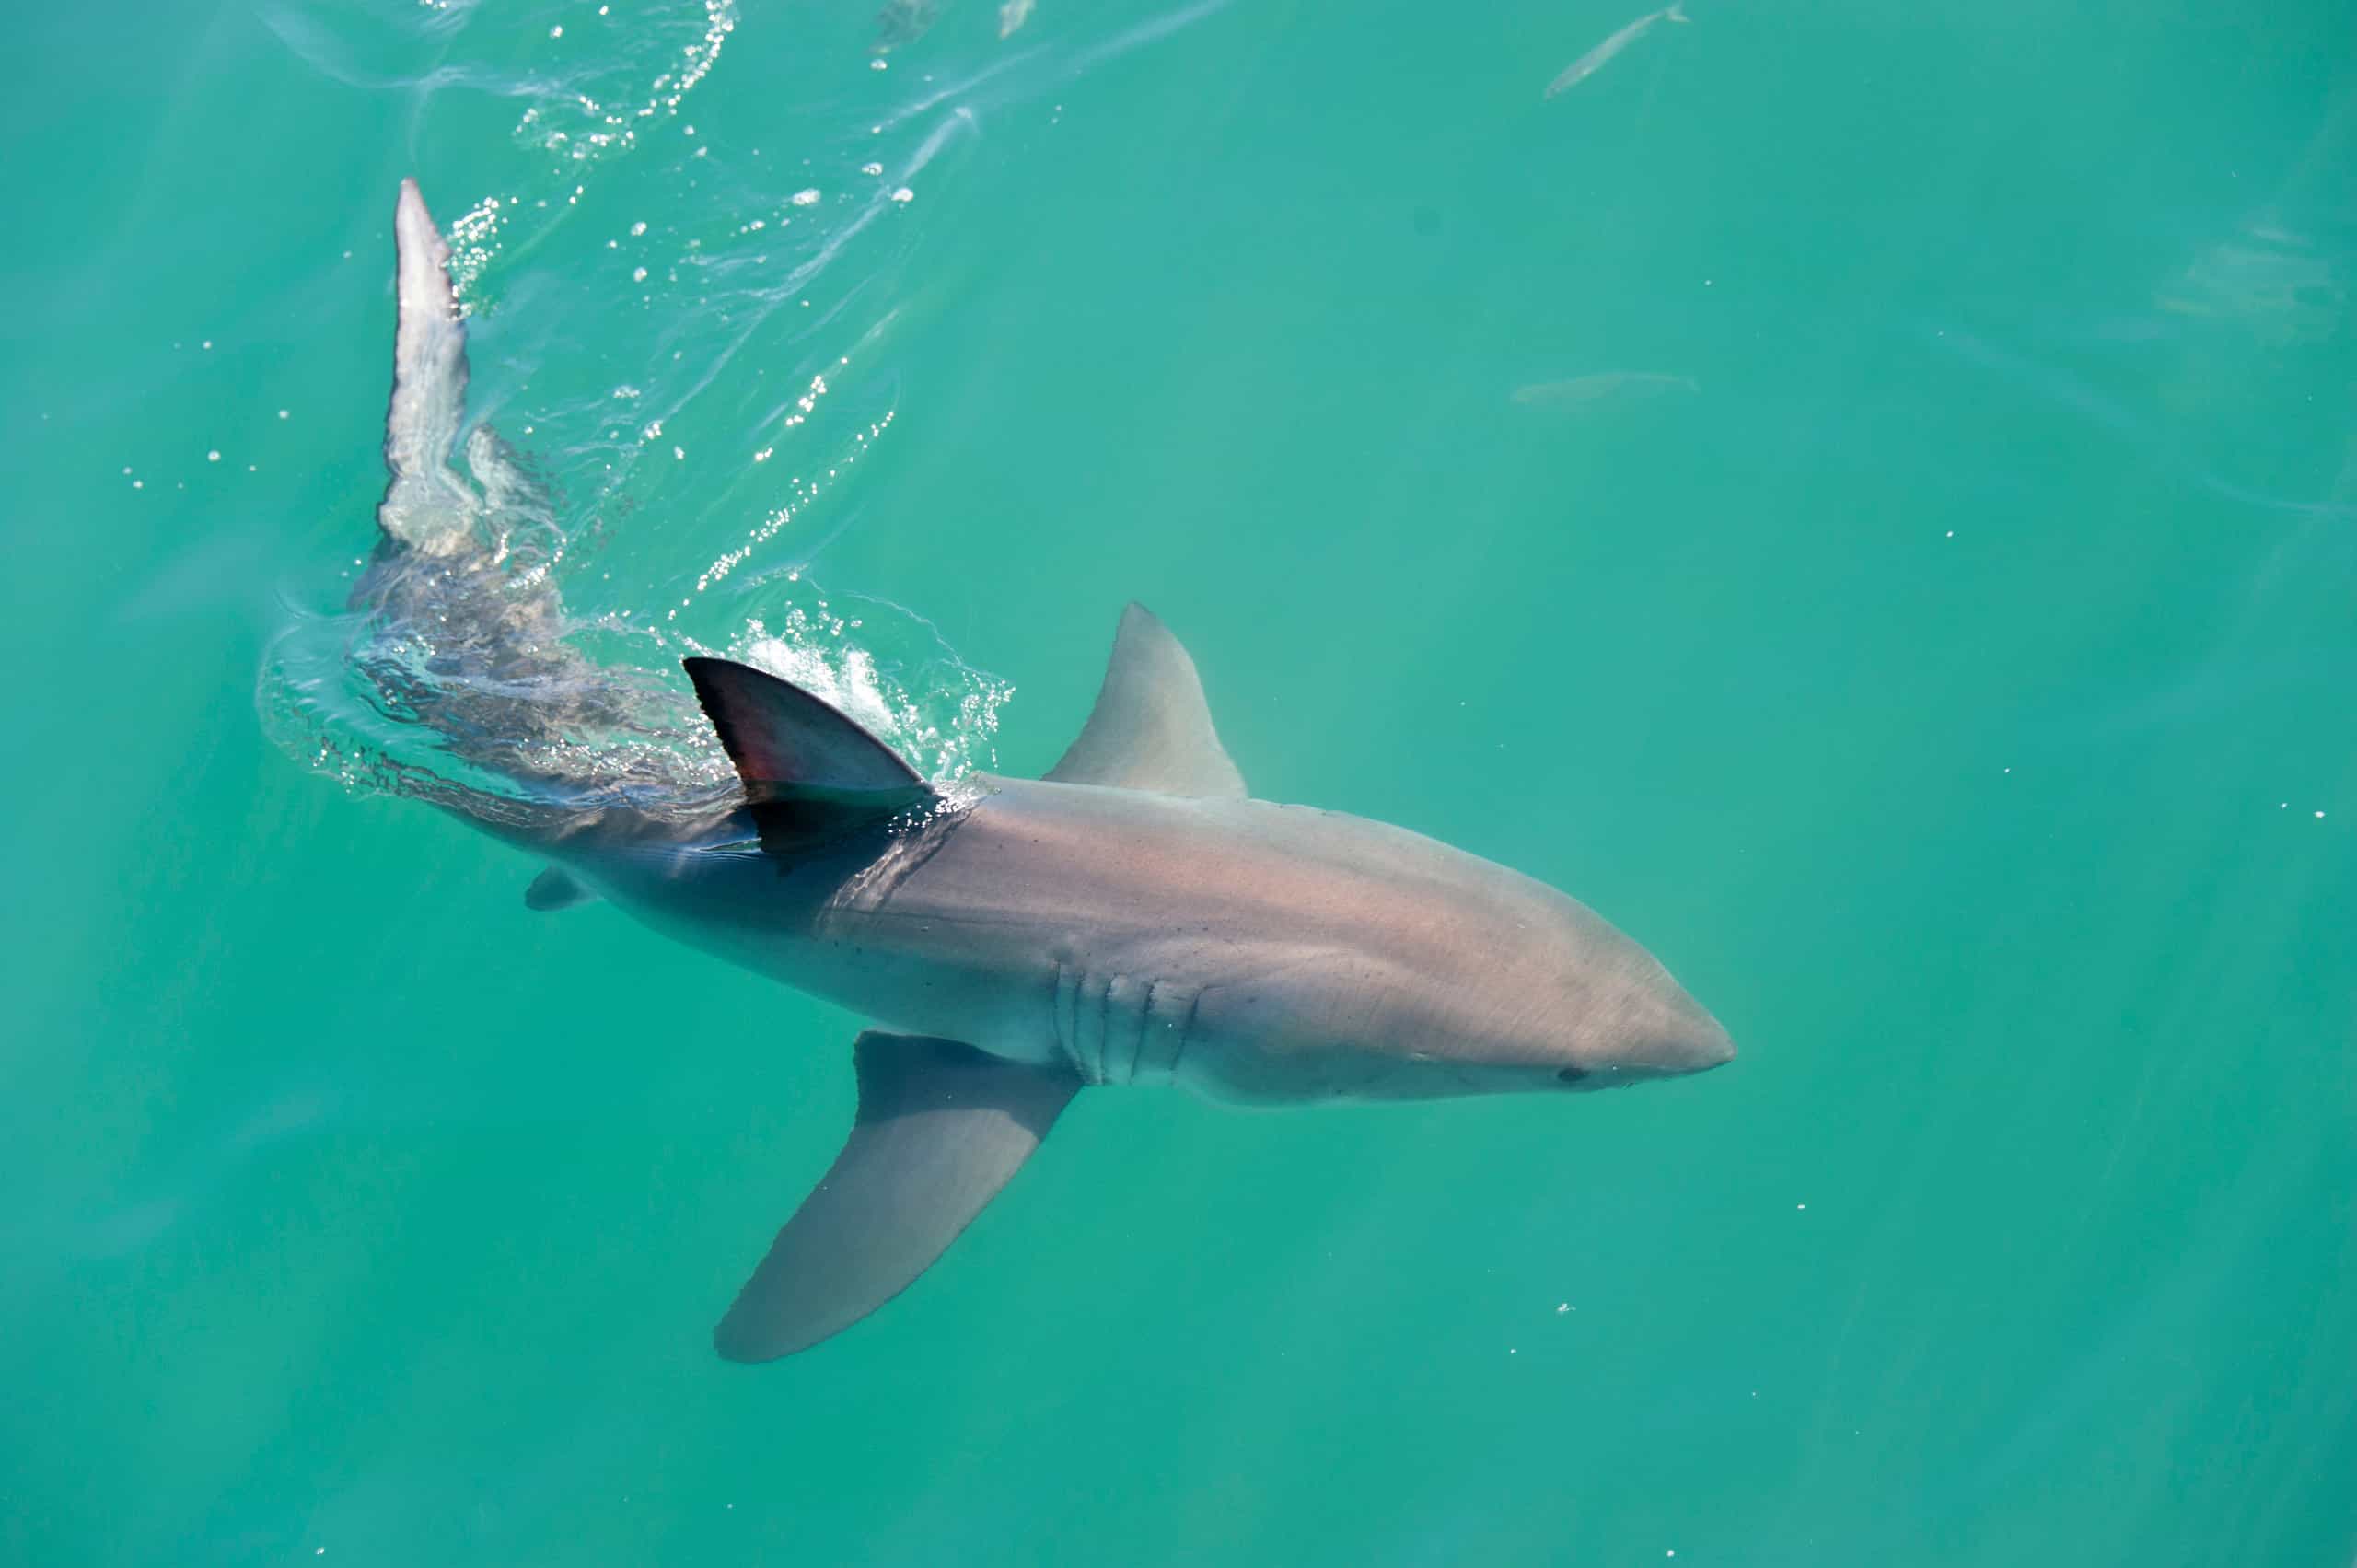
2 0 2352 1562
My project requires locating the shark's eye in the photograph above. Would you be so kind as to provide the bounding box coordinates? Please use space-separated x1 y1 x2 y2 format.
1556 1066 1591 1085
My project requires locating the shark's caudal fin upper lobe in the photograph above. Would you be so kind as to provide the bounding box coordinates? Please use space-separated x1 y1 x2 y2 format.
378 179 478 554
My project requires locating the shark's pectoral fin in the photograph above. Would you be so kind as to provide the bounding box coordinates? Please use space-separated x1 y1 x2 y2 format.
1046 602 1247 797
523 867 596 911
682 657 939 856
714 1033 1080 1362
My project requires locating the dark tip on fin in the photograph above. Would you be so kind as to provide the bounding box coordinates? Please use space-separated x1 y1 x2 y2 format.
683 657 938 858
683 657 926 795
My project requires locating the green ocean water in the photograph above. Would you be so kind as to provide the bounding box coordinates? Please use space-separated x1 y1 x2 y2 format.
4 0 2354 1562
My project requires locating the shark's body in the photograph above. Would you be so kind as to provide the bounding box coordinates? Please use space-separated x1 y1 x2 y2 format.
551 764 1727 1108
338 181 1735 1361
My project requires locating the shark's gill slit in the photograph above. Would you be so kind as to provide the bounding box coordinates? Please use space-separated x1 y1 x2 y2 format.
1052 958 1080 1073
1090 970 1114 1086
1170 986 1201 1082
1130 978 1160 1086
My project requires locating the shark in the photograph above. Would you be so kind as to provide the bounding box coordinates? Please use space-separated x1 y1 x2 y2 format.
337 180 1736 1363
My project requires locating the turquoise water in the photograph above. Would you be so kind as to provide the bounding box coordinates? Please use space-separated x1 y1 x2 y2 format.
5 0 2354 1561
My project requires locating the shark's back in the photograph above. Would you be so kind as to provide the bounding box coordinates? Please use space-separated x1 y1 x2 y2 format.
870 775 1570 975
800 775 1650 1101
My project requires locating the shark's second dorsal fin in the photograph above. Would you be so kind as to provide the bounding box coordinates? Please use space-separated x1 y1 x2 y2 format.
683 657 935 854
1045 603 1247 798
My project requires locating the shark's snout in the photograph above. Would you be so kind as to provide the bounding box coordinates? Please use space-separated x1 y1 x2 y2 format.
1555 986 1735 1088
1677 1012 1737 1072
1651 998 1736 1077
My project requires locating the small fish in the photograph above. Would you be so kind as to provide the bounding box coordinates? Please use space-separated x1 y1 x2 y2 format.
998 0 1034 38
873 0 939 53
1511 372 1699 408
1544 1 1689 99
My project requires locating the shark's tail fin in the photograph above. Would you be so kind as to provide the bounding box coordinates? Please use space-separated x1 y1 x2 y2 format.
377 180 479 554
339 180 704 840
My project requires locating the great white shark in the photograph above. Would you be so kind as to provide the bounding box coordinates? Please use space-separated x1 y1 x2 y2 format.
338 180 1736 1362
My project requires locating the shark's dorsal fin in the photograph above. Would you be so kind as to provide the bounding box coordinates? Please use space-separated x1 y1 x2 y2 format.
714 1033 1081 1362
684 657 935 854
684 657 927 793
1045 603 1246 798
